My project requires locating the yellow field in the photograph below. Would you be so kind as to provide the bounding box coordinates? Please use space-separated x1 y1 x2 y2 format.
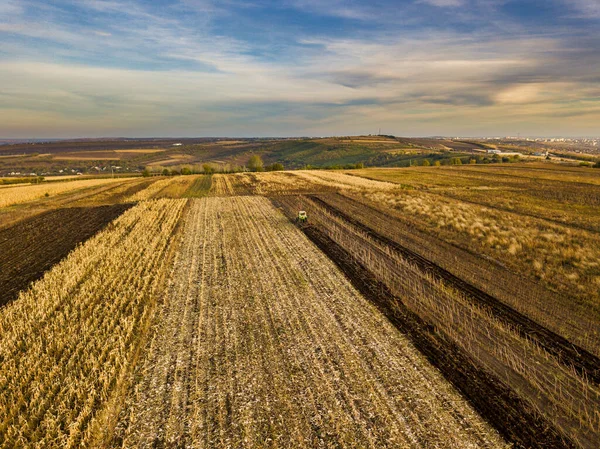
0 177 130 209
0 199 186 447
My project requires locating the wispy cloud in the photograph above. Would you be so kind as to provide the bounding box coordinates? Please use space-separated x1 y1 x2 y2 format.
568 0 600 18
0 0 598 137
418 0 466 7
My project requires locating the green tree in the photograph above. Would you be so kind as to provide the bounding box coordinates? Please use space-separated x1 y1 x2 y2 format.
422 159 430 166
248 155 264 172
162 168 170 176
469 158 477 164
181 167 192 175
203 163 215 174
434 160 441 167
142 168 151 177
271 163 284 171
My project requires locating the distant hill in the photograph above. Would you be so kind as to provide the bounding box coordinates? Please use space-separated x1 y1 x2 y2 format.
0 136 596 176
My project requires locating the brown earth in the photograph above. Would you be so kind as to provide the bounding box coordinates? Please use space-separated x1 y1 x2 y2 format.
0 203 132 307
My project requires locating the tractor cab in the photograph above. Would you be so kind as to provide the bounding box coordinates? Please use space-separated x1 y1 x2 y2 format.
297 211 308 223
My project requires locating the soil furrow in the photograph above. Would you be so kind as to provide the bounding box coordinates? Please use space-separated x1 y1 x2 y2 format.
306 194 600 384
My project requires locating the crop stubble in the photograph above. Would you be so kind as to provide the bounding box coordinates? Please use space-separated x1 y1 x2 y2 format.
112 196 505 449
0 199 186 448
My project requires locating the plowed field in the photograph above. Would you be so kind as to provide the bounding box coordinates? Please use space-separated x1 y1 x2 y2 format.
0 203 132 307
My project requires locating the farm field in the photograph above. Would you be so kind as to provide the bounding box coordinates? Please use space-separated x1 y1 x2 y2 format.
0 177 151 230
231 168 600 319
0 163 598 448
111 197 504 448
0 203 132 307
0 177 130 209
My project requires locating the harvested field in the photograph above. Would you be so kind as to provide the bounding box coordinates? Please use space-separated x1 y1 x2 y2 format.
297 223 571 449
127 176 191 201
305 194 600 379
0 177 130 209
0 203 132 307
3 166 597 449
210 174 238 195
274 194 600 448
310 193 600 356
0 178 151 231
111 197 505 449
0 199 186 448
237 170 600 315
183 174 212 197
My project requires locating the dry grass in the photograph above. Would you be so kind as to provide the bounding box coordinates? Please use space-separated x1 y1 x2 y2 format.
364 189 600 307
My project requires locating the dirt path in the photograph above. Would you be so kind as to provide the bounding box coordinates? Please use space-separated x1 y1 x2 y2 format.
112 196 505 449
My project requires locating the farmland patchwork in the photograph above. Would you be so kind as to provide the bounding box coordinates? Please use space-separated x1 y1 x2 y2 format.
1 165 599 449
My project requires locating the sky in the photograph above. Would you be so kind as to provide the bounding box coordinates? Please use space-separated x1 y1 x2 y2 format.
0 0 599 138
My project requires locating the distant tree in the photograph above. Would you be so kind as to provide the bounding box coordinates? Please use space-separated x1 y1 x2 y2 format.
434 160 441 167
469 158 477 164
170 169 180 176
355 162 364 169
422 159 430 166
248 155 264 172
594 161 600 168
451 157 463 165
203 163 215 174
265 163 284 171
162 168 170 176
181 167 192 175
142 168 151 177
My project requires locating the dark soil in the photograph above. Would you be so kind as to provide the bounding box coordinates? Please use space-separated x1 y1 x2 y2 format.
299 222 574 449
0 204 132 307
307 194 600 384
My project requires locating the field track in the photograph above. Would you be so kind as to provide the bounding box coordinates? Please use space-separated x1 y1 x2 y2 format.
0 204 132 307
112 196 504 449
305 194 600 383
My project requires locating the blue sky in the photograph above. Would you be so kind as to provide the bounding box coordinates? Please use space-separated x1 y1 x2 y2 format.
0 0 599 137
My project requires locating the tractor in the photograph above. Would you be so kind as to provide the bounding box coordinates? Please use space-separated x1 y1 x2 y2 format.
296 210 308 224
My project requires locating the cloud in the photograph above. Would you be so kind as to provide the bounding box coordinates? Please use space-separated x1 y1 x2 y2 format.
0 0 599 137
567 0 600 18
418 0 466 7
0 0 23 15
